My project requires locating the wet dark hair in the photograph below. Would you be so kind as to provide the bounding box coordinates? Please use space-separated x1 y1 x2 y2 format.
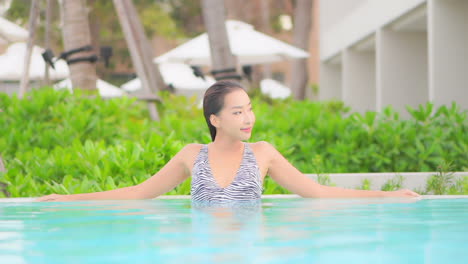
203 80 245 141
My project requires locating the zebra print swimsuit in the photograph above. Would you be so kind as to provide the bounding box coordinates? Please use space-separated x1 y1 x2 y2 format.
191 142 263 203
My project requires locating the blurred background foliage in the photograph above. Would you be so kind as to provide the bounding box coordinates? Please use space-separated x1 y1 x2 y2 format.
1 89 467 197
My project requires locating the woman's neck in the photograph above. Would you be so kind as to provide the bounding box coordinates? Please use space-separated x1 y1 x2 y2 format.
210 134 243 152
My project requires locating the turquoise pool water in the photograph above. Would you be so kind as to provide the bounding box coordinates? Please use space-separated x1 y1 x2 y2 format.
0 198 467 264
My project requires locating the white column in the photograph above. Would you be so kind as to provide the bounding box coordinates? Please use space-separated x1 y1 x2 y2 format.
428 0 468 109
343 48 376 113
319 60 342 101
377 29 428 116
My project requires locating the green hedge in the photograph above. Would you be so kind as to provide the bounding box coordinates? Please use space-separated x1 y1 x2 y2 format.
0 88 467 197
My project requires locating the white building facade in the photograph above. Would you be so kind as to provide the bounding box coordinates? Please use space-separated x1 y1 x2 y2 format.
319 0 468 115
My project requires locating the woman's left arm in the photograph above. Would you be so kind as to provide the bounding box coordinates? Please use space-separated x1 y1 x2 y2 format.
261 142 420 198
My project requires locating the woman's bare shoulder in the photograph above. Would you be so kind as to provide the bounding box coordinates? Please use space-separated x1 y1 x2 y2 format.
249 141 276 154
250 140 274 148
176 143 203 165
180 143 204 157
248 141 277 173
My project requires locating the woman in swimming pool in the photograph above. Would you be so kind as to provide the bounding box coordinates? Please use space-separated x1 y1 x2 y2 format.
37 80 420 202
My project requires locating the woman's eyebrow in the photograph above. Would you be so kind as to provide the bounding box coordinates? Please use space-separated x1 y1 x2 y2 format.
230 102 251 109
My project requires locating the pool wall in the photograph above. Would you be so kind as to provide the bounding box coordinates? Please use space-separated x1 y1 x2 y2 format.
304 172 468 191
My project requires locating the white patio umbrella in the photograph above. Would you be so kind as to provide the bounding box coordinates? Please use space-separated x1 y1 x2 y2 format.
154 20 309 66
55 78 126 98
0 42 69 80
122 62 215 92
0 16 28 44
260 78 291 99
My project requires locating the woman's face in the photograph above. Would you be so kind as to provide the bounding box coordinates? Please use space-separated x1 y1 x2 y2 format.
211 89 255 141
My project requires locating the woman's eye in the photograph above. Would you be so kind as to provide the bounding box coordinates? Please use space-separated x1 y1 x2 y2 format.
234 111 241 115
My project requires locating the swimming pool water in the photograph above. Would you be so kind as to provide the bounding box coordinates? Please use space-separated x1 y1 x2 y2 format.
0 198 467 264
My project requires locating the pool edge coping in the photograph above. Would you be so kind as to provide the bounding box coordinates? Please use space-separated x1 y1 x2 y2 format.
1 194 468 203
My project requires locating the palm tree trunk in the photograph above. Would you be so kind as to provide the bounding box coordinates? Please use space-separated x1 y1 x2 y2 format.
113 0 162 121
43 0 52 86
201 0 239 82
291 0 313 100
59 0 97 91
113 0 166 95
260 0 272 79
18 0 39 99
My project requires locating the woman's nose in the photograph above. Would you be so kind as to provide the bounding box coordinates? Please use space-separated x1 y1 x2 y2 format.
243 112 253 124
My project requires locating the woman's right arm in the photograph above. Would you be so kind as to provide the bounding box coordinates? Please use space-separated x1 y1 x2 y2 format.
36 144 197 202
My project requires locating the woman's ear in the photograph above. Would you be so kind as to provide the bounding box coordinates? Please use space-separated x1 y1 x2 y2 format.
210 114 219 128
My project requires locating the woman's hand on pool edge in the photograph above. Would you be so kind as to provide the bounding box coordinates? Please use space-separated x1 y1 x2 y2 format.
35 194 71 202
384 189 421 198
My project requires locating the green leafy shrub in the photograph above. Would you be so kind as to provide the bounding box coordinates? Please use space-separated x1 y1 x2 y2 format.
381 174 404 191
0 88 467 197
358 178 372 190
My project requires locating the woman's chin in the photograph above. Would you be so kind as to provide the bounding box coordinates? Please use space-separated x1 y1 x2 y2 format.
241 133 252 140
